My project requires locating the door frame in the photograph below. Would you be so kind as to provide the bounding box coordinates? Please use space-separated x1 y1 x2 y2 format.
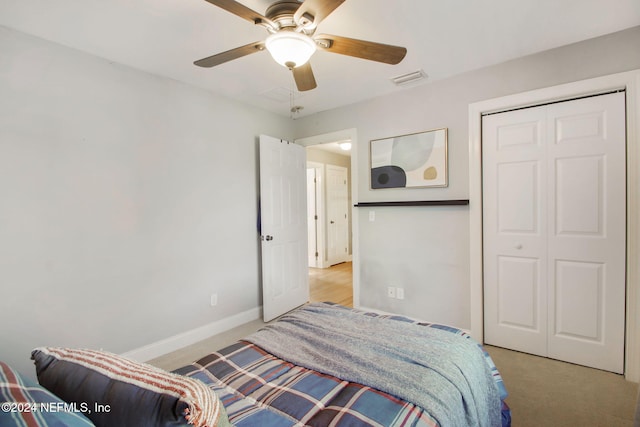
469 69 640 381
296 128 360 305
306 162 325 268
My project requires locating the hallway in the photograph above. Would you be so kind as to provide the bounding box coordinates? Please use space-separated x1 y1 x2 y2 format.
309 262 353 307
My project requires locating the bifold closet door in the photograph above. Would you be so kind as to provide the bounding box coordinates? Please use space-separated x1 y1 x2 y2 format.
483 92 626 373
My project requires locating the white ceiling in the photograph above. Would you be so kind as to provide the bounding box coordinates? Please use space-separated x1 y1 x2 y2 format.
1 0 639 118
309 140 352 156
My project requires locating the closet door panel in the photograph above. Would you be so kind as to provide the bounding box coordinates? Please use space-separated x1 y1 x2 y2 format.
483 106 547 356
546 92 626 373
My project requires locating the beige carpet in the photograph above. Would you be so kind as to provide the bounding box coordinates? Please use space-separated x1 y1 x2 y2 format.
486 345 638 426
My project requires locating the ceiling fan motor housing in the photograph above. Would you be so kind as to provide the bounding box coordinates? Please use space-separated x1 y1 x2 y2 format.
266 1 311 32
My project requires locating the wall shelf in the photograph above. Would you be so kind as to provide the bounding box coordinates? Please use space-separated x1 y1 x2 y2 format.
354 200 469 207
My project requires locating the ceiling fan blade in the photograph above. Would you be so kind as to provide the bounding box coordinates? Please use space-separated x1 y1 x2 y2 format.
194 41 265 68
294 0 345 28
203 0 275 28
315 34 407 65
292 62 317 91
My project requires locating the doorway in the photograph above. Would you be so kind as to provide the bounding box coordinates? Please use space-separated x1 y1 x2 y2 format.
305 140 353 306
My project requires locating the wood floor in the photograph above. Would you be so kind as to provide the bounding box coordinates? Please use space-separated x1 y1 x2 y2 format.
309 261 353 307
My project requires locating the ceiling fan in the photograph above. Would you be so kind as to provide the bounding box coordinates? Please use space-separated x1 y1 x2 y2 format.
194 0 407 91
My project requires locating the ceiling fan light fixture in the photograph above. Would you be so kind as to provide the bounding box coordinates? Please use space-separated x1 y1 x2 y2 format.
265 31 317 69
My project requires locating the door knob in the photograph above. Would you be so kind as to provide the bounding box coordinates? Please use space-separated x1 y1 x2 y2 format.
330 220 335 224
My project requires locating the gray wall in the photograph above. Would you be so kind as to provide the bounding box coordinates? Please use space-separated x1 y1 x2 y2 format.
294 26 640 327
0 26 292 376
2 21 639 377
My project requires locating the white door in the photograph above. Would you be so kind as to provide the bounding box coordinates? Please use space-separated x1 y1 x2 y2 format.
483 92 626 373
259 135 309 322
483 105 549 358
326 165 349 266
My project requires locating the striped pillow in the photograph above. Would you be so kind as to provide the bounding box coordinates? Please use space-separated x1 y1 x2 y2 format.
31 347 230 427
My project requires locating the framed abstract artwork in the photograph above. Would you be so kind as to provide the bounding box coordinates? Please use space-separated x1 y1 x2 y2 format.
370 128 448 189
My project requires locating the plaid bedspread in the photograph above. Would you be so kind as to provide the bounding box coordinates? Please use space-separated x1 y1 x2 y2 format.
175 306 511 427
0 361 95 427
177 341 440 426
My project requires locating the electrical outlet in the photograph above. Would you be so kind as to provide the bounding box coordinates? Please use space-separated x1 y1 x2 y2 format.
387 286 396 298
210 293 218 307
369 211 376 222
396 287 405 300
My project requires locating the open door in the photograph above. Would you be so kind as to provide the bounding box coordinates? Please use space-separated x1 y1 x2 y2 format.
259 135 309 321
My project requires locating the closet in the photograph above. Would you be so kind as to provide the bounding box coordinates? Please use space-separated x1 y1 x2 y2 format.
482 91 626 373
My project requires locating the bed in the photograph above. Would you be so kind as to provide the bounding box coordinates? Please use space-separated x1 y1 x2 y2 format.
175 302 511 427
25 302 510 427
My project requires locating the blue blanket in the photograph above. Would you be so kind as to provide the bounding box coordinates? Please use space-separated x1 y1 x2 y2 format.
246 303 502 427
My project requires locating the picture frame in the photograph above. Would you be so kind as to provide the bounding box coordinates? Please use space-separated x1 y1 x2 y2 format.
370 128 448 189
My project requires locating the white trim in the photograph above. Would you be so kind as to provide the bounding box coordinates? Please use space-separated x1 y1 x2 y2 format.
121 306 261 362
469 69 640 381
296 128 360 306
306 161 325 268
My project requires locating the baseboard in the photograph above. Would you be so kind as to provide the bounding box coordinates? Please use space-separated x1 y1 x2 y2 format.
121 306 262 362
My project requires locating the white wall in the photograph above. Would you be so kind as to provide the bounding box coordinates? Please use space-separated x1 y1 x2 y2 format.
0 26 292 376
293 26 640 328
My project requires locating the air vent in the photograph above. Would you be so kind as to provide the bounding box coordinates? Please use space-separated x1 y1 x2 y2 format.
390 69 428 86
